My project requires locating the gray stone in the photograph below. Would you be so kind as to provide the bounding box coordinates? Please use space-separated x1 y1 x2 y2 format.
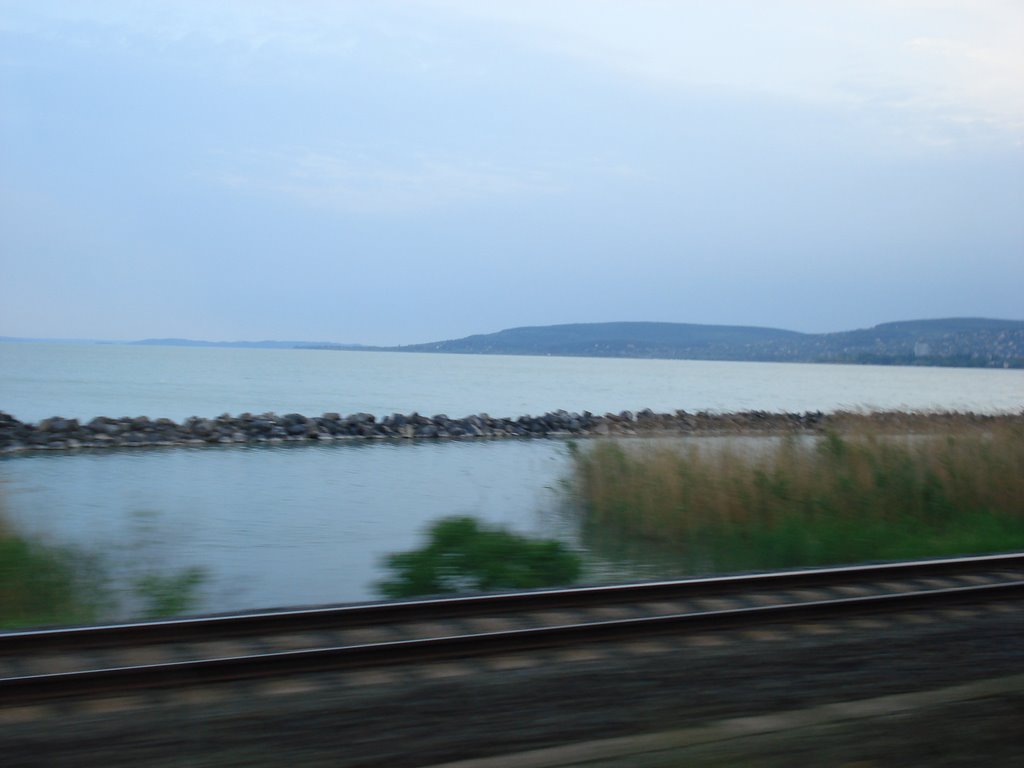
39 417 73 433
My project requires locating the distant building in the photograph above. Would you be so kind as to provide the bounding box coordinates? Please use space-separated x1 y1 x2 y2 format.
913 341 931 357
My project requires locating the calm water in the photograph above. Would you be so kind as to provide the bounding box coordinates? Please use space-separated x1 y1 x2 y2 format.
1 439 575 615
2 342 1022 422
1 342 1022 619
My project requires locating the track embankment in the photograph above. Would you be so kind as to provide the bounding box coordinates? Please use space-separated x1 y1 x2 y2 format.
2 553 1021 704
1 568 1021 766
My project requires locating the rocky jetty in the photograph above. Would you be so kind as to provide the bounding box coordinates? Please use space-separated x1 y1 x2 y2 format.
0 409 1017 454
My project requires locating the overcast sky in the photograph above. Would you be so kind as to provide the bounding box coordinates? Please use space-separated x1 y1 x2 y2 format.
2 1 1022 344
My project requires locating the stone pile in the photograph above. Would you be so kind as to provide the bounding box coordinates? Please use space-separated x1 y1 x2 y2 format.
0 409 1013 454
0 409 832 453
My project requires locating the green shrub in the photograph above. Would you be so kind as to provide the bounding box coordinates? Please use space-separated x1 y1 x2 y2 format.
378 516 582 598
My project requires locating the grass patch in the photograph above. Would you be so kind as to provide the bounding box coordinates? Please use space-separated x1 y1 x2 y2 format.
568 423 1024 572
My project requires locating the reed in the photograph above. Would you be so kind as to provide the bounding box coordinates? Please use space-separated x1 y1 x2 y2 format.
569 422 1024 571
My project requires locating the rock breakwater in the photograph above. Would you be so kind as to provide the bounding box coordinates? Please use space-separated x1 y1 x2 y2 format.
0 409 1018 454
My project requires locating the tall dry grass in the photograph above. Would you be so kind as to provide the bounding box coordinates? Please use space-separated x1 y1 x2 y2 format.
569 422 1024 571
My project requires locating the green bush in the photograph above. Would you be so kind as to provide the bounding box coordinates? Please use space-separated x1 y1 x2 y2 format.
377 516 582 598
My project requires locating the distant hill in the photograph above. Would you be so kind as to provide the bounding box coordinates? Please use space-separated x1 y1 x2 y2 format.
398 318 1024 368
6 318 1023 367
131 339 367 350
0 336 108 345
0 337 367 350
399 322 805 359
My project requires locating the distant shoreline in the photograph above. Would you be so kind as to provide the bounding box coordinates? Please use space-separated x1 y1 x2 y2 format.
4 316 1022 368
2 409 1020 455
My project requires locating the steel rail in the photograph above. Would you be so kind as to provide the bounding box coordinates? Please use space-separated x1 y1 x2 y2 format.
2 579 1022 703
2 552 1022 653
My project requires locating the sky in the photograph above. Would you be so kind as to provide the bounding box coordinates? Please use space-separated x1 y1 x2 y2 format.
1 1 1022 345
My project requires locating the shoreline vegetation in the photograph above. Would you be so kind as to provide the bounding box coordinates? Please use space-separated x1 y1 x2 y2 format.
569 423 1024 571
0 517 106 628
377 516 582 599
1 409 1021 455
0 498 206 628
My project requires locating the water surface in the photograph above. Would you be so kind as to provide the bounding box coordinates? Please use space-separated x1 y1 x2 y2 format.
1 439 574 615
3 343 1021 423
2 342 1021 618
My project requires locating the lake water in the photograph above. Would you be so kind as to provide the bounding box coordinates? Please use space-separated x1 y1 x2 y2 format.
1 342 1022 620
3 343 1022 423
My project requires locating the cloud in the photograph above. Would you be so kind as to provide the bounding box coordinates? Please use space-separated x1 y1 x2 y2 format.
7 1 1021 142
209 148 557 215
905 35 1024 134
0 1 438 63
430 0 1024 143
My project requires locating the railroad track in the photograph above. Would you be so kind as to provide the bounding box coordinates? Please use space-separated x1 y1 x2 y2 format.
1 553 1022 703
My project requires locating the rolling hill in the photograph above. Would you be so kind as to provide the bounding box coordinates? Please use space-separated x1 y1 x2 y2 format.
398 318 1024 368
